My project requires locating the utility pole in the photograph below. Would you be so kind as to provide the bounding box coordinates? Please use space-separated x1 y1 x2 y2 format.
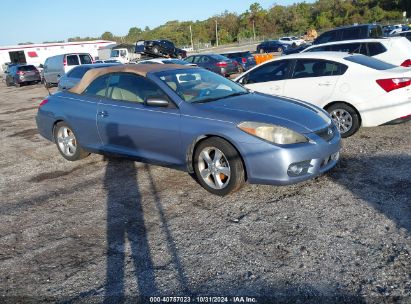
215 19 219 47
252 20 256 41
189 25 194 50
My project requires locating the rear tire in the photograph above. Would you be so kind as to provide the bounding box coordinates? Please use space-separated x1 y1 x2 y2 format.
54 122 89 161
194 137 245 196
326 103 360 138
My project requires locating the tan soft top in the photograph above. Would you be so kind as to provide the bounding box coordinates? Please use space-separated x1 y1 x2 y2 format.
69 64 196 94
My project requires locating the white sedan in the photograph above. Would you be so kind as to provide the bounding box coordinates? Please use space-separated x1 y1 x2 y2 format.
279 36 306 46
235 52 411 137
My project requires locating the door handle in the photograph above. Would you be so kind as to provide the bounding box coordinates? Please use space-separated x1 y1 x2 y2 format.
318 82 331 86
97 110 108 117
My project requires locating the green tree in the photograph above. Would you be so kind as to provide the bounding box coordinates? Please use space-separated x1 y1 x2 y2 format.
101 31 114 40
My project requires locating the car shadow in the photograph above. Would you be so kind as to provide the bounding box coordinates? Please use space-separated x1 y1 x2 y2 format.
103 124 157 303
328 154 411 233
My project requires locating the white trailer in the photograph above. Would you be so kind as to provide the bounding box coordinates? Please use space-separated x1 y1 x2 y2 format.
0 40 115 74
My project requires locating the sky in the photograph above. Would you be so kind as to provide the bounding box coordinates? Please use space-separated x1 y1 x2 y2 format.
0 0 315 46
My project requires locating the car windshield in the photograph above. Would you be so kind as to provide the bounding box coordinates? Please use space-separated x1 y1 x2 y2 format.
210 54 230 61
344 55 396 70
154 68 248 103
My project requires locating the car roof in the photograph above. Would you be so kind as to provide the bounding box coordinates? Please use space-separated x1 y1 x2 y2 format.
277 51 354 61
305 37 399 49
327 23 378 30
69 64 197 94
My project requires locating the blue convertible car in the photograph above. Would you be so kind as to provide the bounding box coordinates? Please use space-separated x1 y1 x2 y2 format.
36 64 341 195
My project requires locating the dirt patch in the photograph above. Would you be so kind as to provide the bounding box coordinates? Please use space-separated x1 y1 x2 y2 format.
8 128 41 141
0 106 37 115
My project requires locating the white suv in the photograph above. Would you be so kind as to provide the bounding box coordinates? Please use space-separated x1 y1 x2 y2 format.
279 36 305 46
302 37 411 67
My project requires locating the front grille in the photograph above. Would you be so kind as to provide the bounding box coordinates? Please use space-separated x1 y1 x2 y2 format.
315 124 335 142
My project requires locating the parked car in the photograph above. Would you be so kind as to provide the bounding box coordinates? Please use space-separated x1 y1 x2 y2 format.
43 53 93 87
282 44 311 55
5 64 41 87
135 40 187 59
256 40 289 53
235 52 411 137
302 37 411 67
184 54 239 77
279 36 306 46
57 63 120 91
396 30 411 42
94 59 122 64
36 64 340 196
220 51 256 72
138 58 196 66
314 24 383 45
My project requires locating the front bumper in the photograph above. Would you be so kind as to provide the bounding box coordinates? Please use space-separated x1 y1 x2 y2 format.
238 129 341 185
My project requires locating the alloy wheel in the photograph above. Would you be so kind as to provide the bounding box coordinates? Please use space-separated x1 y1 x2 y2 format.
197 147 231 190
330 109 353 134
57 126 77 157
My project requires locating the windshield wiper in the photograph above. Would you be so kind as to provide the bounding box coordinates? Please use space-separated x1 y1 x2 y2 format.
194 91 249 103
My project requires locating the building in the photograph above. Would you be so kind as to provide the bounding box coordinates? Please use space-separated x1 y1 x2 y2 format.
0 40 115 73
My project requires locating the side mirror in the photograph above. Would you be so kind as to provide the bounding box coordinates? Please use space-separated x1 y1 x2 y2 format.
146 97 169 107
239 76 248 85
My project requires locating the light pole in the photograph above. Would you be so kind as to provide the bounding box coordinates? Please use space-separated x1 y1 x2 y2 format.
189 25 194 50
215 19 219 47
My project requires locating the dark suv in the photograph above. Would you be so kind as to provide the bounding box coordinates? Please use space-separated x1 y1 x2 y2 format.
5 64 41 87
220 51 256 72
314 24 383 45
135 40 187 59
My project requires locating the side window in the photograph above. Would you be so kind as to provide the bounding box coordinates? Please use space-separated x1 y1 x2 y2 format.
316 31 337 44
67 55 80 66
83 74 109 97
79 54 92 64
367 43 387 56
292 59 343 79
329 43 364 54
185 56 194 63
106 73 168 104
247 60 290 83
199 56 210 63
341 28 360 40
193 56 203 64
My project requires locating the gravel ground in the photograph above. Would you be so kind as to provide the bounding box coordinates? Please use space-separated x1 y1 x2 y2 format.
0 82 410 304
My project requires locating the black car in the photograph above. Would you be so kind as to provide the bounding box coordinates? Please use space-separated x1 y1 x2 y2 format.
184 54 239 77
5 64 41 87
256 40 289 53
397 30 411 42
282 44 310 55
220 51 256 72
135 40 187 59
314 24 383 45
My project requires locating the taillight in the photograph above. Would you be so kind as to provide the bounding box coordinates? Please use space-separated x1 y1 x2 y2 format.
63 59 67 66
400 59 411 67
216 61 227 67
376 78 411 92
16 71 24 75
242 57 247 64
39 99 48 107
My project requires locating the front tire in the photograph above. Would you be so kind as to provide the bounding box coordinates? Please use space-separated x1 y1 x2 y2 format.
194 137 245 196
152 46 160 55
326 103 360 138
259 48 265 54
54 122 89 161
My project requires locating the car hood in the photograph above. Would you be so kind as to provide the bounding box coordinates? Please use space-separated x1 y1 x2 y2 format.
198 92 331 134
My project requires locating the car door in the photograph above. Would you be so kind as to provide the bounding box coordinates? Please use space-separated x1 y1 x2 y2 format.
240 59 292 96
282 59 347 107
96 73 184 165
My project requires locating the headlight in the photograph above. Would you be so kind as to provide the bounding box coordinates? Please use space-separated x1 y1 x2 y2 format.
238 122 308 145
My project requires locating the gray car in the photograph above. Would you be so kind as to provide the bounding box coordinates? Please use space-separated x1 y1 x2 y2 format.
5 64 41 87
58 63 121 91
184 54 239 77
